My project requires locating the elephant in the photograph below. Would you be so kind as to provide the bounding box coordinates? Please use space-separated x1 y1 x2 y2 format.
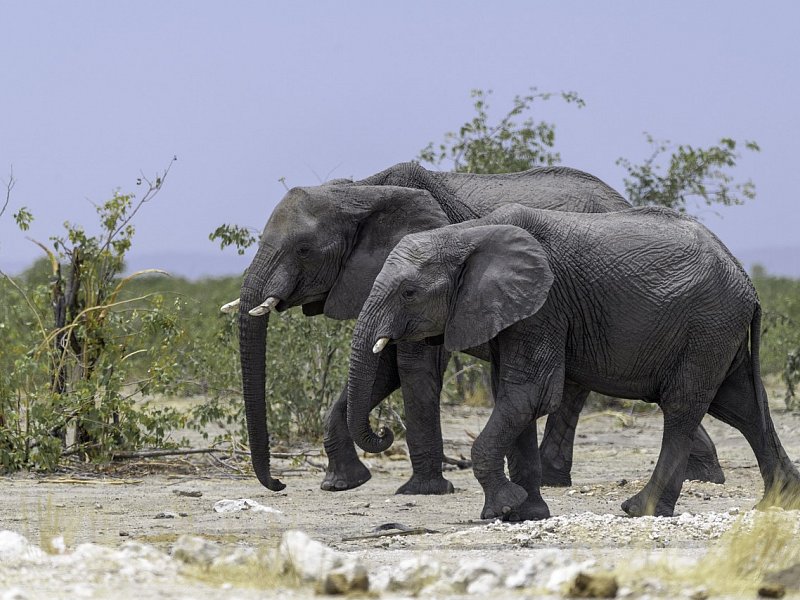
346 203 800 519
223 161 723 494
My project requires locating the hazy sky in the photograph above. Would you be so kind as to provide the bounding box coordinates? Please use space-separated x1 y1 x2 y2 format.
1 1 798 278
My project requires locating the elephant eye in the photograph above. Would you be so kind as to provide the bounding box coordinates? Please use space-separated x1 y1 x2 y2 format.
401 287 417 301
296 244 312 259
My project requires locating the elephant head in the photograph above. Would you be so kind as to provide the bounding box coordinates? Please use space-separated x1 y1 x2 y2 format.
347 222 554 454
224 184 449 490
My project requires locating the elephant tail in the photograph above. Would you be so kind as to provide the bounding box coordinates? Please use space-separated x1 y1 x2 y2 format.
750 303 768 431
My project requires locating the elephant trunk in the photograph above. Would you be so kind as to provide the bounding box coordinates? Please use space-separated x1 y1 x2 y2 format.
346 310 395 454
238 251 291 491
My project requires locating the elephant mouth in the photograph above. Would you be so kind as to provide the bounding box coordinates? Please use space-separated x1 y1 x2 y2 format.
424 334 445 346
277 292 328 313
301 294 328 316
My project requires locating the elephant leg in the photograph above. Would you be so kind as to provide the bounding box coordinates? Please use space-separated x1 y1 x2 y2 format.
394 341 454 495
685 423 725 484
505 421 551 521
539 381 589 487
473 376 542 520
321 345 400 491
706 357 800 509
622 397 710 517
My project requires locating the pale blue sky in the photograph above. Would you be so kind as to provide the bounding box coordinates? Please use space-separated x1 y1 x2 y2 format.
1 1 798 277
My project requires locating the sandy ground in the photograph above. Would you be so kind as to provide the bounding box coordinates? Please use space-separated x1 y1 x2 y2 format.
2 392 800 599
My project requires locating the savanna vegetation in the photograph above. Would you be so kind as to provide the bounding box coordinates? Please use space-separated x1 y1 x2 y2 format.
1 88 798 473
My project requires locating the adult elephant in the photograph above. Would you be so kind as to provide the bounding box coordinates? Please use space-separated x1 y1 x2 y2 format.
223 162 723 493
346 205 800 519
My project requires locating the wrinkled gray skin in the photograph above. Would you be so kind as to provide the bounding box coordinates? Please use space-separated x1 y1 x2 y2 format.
239 162 722 494
348 204 800 519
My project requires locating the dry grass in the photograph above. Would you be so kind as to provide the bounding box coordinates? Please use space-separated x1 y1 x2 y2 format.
615 508 800 596
691 507 800 594
181 549 299 591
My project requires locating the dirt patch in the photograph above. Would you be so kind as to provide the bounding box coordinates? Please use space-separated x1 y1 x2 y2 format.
2 400 800 598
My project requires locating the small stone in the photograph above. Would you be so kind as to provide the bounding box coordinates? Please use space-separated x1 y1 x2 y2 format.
119 531 130 537
758 583 786 598
213 498 282 514
322 561 369 594
617 479 628 487
567 571 618 598
154 512 177 519
173 489 203 498
49 536 66 554
763 563 800 591
687 585 709 600
94 503 102 510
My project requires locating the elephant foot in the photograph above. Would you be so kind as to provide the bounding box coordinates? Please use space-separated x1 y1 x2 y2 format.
621 492 674 518
480 480 528 520
503 497 551 522
685 456 725 484
396 473 454 495
540 463 572 487
320 457 372 492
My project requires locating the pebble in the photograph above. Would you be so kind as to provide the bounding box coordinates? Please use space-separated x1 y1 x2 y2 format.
172 489 202 498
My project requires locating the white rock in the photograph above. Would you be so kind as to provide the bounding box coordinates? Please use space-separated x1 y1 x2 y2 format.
545 560 595 593
1 588 28 600
213 498 283 514
288 537 369 594
387 555 444 593
117 541 166 562
419 578 456 596
0 531 43 562
278 530 345 583
67 542 113 564
322 560 370 594
452 558 504 593
212 546 258 568
171 535 221 566
505 558 539 588
468 572 501 594
49 536 66 554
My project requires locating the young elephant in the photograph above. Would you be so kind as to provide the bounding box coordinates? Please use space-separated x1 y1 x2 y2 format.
347 204 800 519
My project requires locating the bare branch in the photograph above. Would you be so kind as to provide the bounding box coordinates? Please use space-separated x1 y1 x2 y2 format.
100 156 177 255
0 166 15 220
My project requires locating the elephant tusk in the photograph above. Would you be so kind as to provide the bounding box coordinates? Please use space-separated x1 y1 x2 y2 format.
248 296 279 316
220 298 241 313
372 337 390 354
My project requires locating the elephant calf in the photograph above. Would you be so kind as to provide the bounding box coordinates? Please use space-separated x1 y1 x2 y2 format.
347 204 800 519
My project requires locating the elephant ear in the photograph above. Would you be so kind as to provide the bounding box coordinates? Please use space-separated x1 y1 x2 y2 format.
324 187 449 320
444 225 554 352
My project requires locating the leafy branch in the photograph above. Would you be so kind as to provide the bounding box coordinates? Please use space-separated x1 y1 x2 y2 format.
419 87 585 174
616 134 760 214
